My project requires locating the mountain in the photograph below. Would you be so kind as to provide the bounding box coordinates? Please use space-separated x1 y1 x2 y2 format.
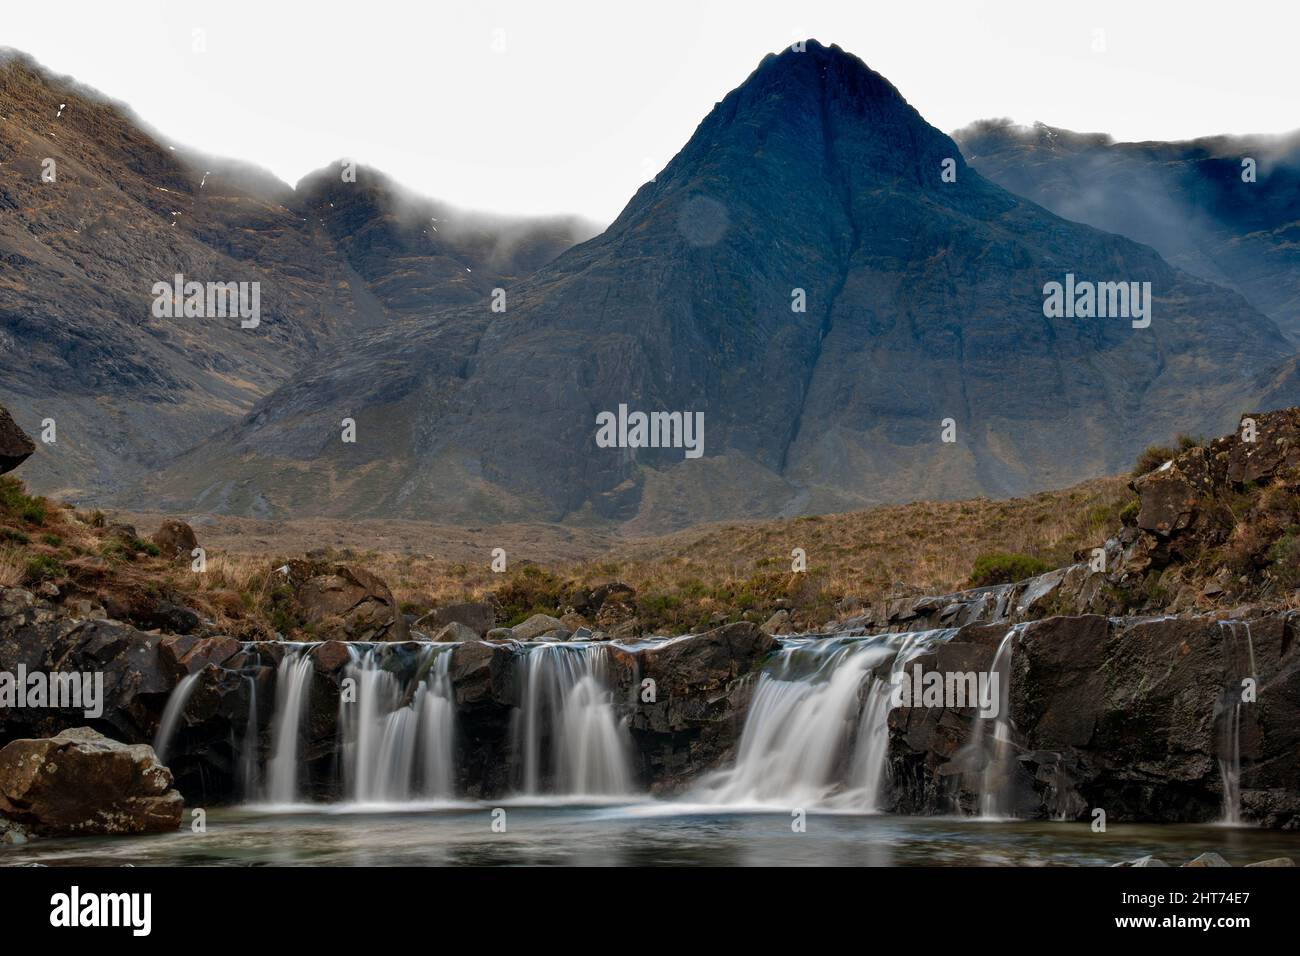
954 120 1300 340
133 41 1300 531
0 50 596 501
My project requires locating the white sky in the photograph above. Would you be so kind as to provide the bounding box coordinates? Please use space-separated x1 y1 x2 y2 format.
5 0 1297 222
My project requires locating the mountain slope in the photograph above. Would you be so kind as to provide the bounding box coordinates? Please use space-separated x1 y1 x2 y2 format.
133 41 1300 530
0 50 595 501
954 120 1300 340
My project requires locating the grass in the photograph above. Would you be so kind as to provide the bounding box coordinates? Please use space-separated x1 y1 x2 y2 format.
0 472 1135 635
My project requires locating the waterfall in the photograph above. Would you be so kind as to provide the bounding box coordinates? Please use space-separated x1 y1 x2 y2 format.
972 626 1019 819
238 675 259 800
849 634 923 809
339 644 456 803
511 642 631 797
1217 621 1256 825
153 672 200 764
694 631 950 809
264 647 315 804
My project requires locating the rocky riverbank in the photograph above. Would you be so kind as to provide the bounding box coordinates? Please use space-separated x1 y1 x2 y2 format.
3 404 1300 834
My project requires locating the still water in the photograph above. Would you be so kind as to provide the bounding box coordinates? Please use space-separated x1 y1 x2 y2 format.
5 802 1299 867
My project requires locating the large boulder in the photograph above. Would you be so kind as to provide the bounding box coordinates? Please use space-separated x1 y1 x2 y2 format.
432 621 480 643
512 613 564 641
0 727 183 835
416 601 497 637
0 404 35 474
280 560 408 642
150 519 198 562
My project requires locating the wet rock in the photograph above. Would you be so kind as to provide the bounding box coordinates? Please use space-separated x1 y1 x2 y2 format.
310 641 352 675
1113 856 1170 867
150 519 198 562
609 622 779 792
0 727 183 835
1184 852 1231 867
0 404 35 474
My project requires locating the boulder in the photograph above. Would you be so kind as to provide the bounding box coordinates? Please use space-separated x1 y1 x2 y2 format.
1184 852 1230 867
1246 857 1295 867
485 627 516 642
282 560 408 642
150 519 198 562
1113 856 1169 867
512 613 564 641
0 727 183 835
622 622 779 698
0 404 35 474
432 621 480 643
416 601 497 637
760 610 790 635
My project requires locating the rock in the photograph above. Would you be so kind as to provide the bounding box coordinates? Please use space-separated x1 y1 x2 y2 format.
0 727 183 835
35 581 59 599
415 601 497 637
760 610 790 635
105 522 140 543
432 621 479 643
620 621 778 699
147 600 200 635
150 519 198 562
485 627 516 642
1246 857 1295 867
0 404 35 474
512 614 565 641
535 628 571 642
0 815 31 844
1113 856 1170 867
310 641 352 675
1184 852 1231 867
559 611 588 631
284 560 408 642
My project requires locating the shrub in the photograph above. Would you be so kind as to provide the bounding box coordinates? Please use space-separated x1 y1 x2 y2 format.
1119 500 1141 525
0 477 48 525
1131 445 1179 478
22 554 65 584
1267 531 1300 588
968 552 1052 588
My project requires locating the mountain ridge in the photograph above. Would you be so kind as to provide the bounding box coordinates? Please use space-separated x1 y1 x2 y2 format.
0 48 596 501
127 41 1300 530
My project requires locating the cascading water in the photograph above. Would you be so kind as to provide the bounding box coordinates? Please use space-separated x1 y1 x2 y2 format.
970 625 1020 819
153 671 200 764
511 642 631 797
1217 621 1257 825
694 631 952 810
339 644 456 803
264 647 315 804
238 675 259 799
